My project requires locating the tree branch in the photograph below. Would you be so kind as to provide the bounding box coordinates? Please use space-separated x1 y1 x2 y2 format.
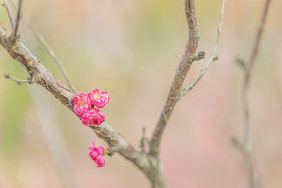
149 0 200 157
239 0 272 187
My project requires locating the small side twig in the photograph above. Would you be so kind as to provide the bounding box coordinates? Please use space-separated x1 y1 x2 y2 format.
2 0 15 30
4 73 32 85
26 20 77 94
140 127 147 153
181 0 226 97
23 17 77 94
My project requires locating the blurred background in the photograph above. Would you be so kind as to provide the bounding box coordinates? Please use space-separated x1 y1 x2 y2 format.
0 0 281 187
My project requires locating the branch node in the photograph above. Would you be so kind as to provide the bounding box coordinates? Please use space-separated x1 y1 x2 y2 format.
192 51 205 61
107 144 122 157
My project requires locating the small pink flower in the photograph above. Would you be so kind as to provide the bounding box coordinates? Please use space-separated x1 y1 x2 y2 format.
88 89 109 108
73 93 91 116
88 141 106 168
80 108 105 126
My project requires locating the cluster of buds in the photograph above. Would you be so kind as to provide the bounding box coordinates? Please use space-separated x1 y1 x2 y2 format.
73 89 109 126
88 141 108 168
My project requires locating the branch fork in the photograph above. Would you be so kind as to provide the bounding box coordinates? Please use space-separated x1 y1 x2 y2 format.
0 0 227 187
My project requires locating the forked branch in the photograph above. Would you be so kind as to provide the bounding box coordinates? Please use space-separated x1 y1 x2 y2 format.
1 0 226 187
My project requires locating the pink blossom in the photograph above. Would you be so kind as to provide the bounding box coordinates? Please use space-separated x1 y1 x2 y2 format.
73 93 91 116
88 141 106 168
94 155 106 168
88 89 109 108
80 108 105 126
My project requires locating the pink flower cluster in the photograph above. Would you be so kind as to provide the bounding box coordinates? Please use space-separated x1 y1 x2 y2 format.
88 141 107 168
73 89 109 126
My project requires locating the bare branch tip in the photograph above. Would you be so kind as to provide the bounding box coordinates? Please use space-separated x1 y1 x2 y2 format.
4 73 33 85
213 56 219 61
140 127 148 153
235 58 247 71
197 51 206 60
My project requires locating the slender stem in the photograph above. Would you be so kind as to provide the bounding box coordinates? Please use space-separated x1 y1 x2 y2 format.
24 17 77 94
11 0 22 42
2 0 15 30
241 0 272 187
182 0 225 97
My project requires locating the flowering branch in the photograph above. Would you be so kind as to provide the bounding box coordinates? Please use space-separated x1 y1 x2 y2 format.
0 19 160 188
236 0 272 187
0 0 225 187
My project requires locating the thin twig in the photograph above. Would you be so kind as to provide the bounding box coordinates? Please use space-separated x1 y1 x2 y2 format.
140 127 147 153
149 0 200 157
9 0 77 94
11 0 22 42
240 0 272 187
181 0 225 97
24 18 77 94
2 0 15 30
4 73 32 85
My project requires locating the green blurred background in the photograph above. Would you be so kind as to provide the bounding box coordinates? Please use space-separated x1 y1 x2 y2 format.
0 0 281 187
